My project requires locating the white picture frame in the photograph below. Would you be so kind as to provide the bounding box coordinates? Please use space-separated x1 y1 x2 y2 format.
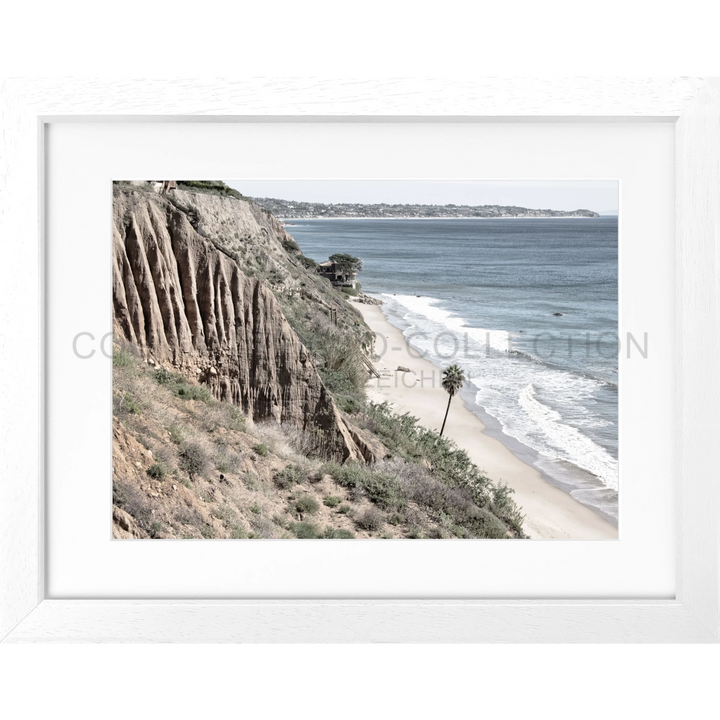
0 77 717 643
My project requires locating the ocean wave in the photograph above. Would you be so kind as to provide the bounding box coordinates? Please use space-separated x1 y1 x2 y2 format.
381 293 511 354
379 292 618 493
518 384 618 490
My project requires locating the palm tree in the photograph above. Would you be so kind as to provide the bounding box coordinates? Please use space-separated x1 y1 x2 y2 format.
440 364 466 437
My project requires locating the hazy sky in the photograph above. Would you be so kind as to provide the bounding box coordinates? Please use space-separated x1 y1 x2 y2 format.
225 180 619 215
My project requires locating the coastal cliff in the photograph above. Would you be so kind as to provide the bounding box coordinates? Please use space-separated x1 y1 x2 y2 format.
113 186 371 462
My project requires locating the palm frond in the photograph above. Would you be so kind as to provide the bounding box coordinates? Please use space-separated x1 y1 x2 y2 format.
441 364 466 397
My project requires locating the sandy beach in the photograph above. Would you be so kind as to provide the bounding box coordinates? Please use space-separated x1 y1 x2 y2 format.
354 300 618 540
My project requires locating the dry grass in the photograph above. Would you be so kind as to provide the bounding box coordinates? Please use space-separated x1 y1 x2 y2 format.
113 340 522 540
246 421 322 474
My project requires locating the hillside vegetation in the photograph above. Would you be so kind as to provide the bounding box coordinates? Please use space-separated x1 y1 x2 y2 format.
112 181 525 539
114 343 523 539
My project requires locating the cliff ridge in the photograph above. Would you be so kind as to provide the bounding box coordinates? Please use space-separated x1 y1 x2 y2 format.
113 186 371 462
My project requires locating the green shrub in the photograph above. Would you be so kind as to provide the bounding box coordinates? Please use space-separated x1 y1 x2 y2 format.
153 366 213 403
320 462 355 486
337 504 351 515
282 237 301 253
179 442 207 479
360 471 406 511
274 464 301 489
293 495 320 516
299 255 318 269
224 406 246 432
356 506 385 532
214 453 232 474
113 347 134 368
249 503 261 515
323 495 341 508
320 461 405 511
176 383 213 403
253 443 269 457
281 298 370 398
147 462 168 480
319 368 365 398
359 403 488 491
119 392 141 415
324 528 354 539
341 286 359 297
176 181 243 199
153 366 179 385
289 521 322 539
168 424 185 444
112 481 129 506
335 396 359 414
353 402 528 536
490 483 525 536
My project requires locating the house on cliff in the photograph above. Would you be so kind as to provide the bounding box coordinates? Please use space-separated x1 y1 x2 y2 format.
317 260 357 288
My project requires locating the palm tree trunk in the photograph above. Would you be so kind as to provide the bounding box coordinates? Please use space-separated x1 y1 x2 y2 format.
440 393 453 437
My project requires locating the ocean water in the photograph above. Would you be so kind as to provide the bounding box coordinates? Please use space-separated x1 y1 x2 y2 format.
288 218 619 522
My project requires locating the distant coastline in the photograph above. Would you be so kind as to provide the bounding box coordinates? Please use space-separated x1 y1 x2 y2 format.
280 216 601 222
252 197 600 220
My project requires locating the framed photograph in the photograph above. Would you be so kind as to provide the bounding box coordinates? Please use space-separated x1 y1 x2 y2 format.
1 78 718 642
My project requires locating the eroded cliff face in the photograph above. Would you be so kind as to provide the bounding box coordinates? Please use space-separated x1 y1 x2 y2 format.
113 188 370 462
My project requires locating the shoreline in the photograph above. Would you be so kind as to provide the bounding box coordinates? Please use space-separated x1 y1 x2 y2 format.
353 300 618 540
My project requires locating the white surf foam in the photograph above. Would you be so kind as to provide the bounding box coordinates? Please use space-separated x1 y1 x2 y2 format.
382 294 511 354
518 384 618 490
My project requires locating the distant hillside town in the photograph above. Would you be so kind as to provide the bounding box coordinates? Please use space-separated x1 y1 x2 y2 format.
251 197 600 219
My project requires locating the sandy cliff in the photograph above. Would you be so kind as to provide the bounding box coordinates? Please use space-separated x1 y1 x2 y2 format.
113 187 372 462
